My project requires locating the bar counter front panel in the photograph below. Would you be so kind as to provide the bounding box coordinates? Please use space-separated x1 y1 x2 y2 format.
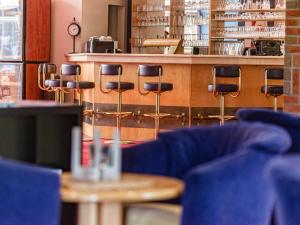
66 53 284 141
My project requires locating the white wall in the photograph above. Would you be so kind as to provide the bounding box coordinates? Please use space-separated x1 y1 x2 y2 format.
51 0 128 66
51 0 82 66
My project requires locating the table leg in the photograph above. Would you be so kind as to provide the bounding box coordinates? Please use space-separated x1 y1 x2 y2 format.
99 202 123 225
78 202 98 225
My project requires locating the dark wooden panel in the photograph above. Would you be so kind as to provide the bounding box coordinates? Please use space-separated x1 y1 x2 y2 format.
26 64 43 99
25 0 51 62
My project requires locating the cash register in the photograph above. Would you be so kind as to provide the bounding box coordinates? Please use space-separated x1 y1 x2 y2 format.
85 36 122 53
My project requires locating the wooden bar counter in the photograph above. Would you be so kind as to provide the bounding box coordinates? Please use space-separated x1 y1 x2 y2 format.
66 53 284 141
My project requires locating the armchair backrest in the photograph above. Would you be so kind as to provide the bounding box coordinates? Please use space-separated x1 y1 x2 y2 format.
122 122 290 180
237 109 300 153
0 158 61 225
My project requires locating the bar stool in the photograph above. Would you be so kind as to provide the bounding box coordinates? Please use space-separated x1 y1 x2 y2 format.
60 64 95 105
261 68 283 112
208 66 241 125
38 63 63 102
99 64 134 140
138 64 173 139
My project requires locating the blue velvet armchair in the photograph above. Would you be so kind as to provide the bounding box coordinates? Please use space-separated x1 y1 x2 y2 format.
122 122 291 225
0 158 61 225
266 156 300 225
237 109 300 153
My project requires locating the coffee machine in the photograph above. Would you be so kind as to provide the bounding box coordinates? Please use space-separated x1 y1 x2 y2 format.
85 36 122 53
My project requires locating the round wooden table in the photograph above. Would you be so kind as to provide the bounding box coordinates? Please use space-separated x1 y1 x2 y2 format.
61 173 184 225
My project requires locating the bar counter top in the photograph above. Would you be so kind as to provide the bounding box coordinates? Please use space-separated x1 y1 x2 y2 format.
66 53 284 66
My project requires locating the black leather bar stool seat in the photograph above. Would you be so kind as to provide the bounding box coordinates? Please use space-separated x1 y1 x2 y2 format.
262 68 284 111
105 81 134 91
60 64 95 105
208 84 239 93
45 79 68 87
67 81 95 89
144 82 173 92
38 63 61 103
99 64 134 142
208 66 241 125
261 85 283 96
138 64 174 139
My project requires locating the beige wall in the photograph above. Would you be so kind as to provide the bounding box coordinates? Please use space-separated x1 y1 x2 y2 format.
51 0 128 66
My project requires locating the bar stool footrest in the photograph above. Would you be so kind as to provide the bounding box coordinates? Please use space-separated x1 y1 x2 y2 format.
144 113 171 118
83 109 94 116
102 111 132 118
104 140 134 144
206 115 236 121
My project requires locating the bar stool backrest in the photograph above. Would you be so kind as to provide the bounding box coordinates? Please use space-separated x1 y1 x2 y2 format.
100 64 122 76
39 63 56 74
38 63 57 91
138 65 163 76
266 68 284 80
214 66 240 77
61 64 81 76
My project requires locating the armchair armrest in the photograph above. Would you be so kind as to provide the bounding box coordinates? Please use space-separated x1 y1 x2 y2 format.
122 139 169 176
181 150 275 225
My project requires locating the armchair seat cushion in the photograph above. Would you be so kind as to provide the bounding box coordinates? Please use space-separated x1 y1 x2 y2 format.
144 82 173 92
66 81 95 89
261 85 283 96
208 84 239 93
106 82 134 91
0 158 61 225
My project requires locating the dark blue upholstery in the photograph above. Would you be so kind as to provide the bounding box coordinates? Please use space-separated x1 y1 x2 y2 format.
0 158 61 225
237 109 300 153
266 155 300 225
122 122 291 225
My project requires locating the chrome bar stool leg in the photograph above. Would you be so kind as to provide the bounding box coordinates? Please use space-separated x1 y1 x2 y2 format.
274 97 278 112
154 93 161 139
116 91 122 136
55 90 60 103
59 91 65 104
78 90 83 106
220 95 225 125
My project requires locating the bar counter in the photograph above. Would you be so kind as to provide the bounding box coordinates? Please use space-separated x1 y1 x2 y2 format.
66 53 284 140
